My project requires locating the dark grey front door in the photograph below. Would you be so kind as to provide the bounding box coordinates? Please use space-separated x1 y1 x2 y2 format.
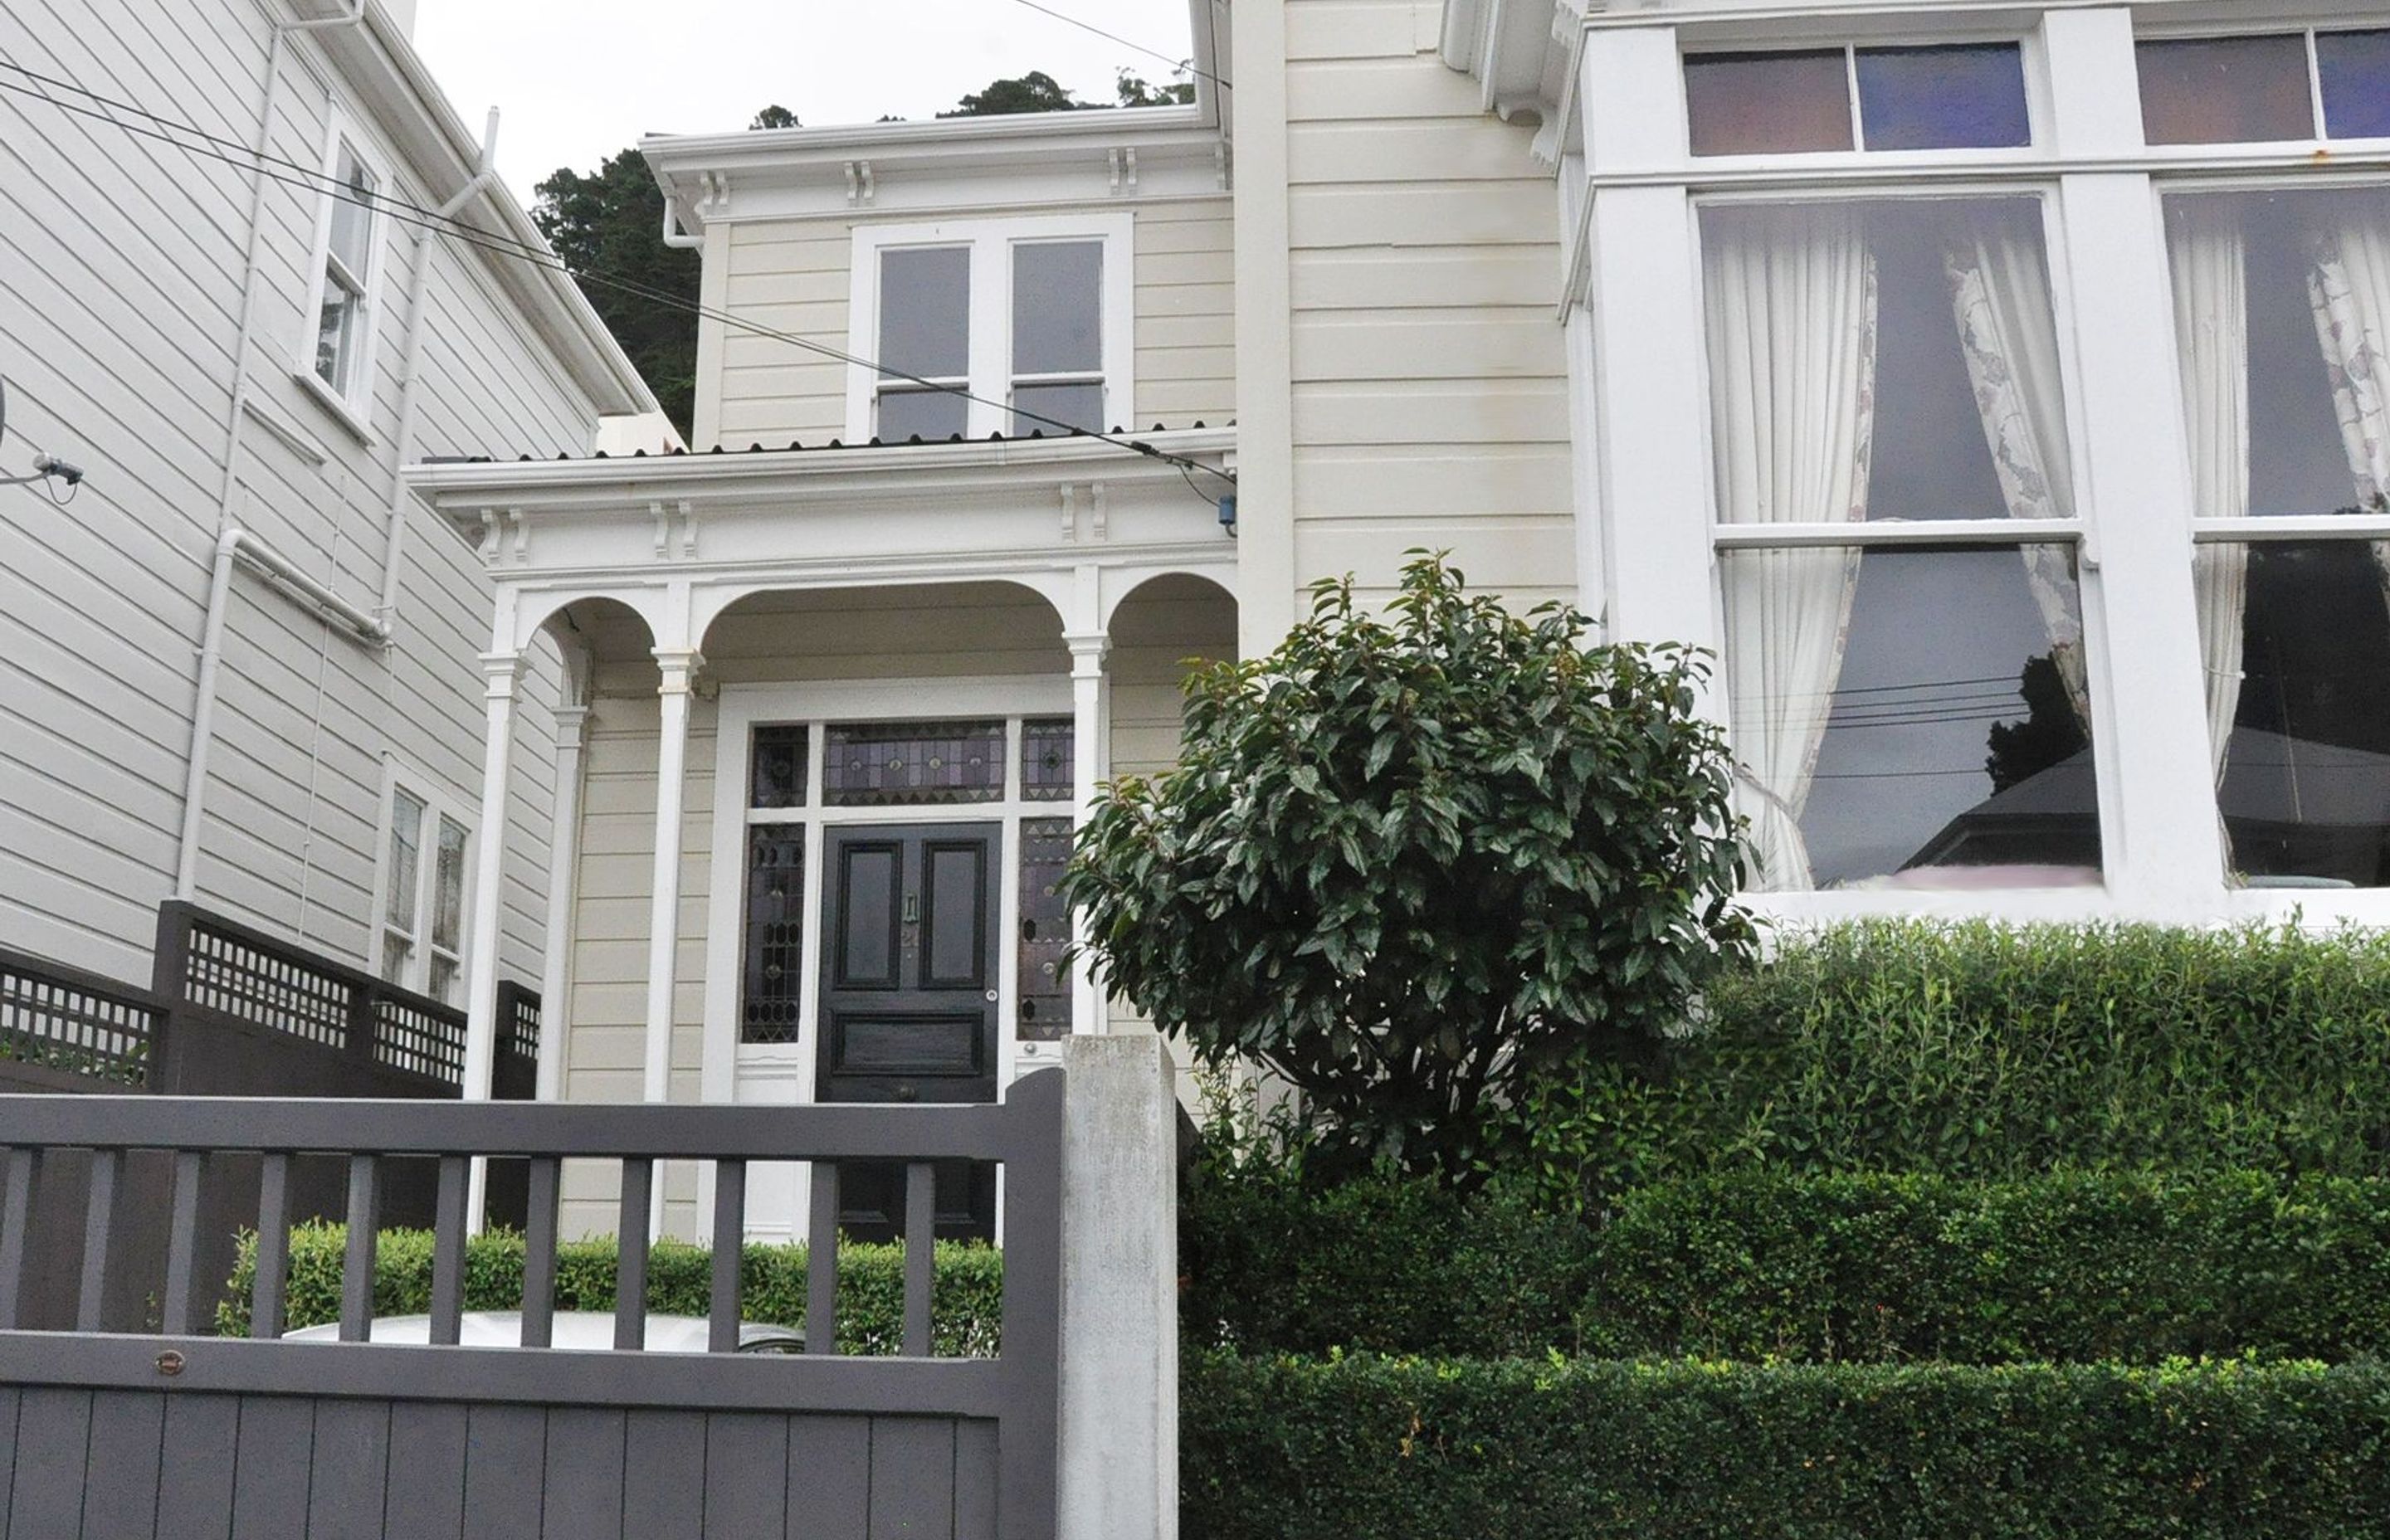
818 822 1001 1240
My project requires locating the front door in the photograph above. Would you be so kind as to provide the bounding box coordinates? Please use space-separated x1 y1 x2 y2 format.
817 822 1001 1240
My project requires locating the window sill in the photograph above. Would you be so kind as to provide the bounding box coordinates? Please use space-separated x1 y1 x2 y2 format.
292 367 376 448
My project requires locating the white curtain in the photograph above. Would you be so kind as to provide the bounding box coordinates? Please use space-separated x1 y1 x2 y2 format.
1709 205 1880 891
1943 214 2090 724
2170 198 2252 782
2305 197 2390 612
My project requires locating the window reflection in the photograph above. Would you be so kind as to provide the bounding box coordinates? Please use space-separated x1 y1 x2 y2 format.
1724 546 2101 891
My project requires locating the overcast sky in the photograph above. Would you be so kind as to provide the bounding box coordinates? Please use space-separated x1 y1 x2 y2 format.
411 0 1199 206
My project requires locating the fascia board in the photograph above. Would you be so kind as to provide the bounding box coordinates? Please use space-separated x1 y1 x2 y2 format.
295 0 657 416
408 428 1239 522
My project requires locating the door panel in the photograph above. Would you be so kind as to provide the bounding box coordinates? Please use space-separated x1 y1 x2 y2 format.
817 823 1001 1241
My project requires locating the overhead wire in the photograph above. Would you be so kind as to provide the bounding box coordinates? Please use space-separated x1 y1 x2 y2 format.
0 57 1235 496
997 0 1227 94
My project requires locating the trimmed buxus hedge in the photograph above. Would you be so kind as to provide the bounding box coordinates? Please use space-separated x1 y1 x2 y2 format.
218 1224 1003 1355
1184 1167 2390 1363
1181 1355 2390 1540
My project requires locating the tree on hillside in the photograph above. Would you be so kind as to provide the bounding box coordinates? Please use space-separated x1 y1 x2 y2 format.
1115 70 1196 106
750 105 799 129
944 70 1087 116
533 149 700 437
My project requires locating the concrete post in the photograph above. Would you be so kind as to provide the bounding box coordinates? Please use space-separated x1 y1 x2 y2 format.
1058 1035 1178 1540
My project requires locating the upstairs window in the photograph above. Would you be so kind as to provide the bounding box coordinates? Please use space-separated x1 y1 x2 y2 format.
852 216 1131 443
1686 43 2032 156
301 126 383 423
2139 30 2390 145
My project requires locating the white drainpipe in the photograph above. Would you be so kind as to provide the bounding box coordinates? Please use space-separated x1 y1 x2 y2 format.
379 108 502 626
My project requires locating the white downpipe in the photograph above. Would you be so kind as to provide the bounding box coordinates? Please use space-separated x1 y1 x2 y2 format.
173 529 388 900
379 109 502 625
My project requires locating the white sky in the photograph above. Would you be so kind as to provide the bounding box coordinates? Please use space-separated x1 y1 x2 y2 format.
410 0 1200 206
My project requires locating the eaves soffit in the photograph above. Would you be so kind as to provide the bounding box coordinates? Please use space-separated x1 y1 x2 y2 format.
642 107 1232 229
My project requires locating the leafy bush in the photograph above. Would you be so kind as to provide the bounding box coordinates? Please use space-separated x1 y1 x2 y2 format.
1182 1166 2390 1363
217 1224 1002 1356
1183 1354 2390 1540
1065 553 1753 1178
1514 919 2390 1203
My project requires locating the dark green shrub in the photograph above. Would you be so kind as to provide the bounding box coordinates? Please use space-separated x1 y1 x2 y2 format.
217 1225 1002 1356
1514 920 2390 1201
1183 1354 2390 1540
1182 1166 2390 1363
1065 553 1753 1178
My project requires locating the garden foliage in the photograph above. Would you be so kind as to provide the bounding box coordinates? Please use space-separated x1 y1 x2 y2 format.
1183 1354 2390 1540
218 1224 1002 1356
1508 919 2390 1205
1064 553 1752 1176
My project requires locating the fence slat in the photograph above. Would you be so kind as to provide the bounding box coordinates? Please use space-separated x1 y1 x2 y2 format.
340 1153 379 1342
903 1161 935 1358
807 1162 838 1356
617 1158 652 1352
710 1160 745 1354
521 1157 560 1349
431 1155 468 1346
251 1152 292 1339
162 1149 204 1334
77 1147 120 1331
0 1147 40 1329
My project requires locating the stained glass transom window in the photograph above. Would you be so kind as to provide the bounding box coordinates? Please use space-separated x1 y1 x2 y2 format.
823 720 1006 806
1021 719 1076 801
743 826 806 1043
751 724 810 809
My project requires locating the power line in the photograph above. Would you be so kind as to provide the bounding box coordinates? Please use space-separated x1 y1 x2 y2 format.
0 58 1234 494
999 0 1229 94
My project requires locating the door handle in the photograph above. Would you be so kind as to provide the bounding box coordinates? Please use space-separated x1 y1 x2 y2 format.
895 1084 919 1103
903 894 919 926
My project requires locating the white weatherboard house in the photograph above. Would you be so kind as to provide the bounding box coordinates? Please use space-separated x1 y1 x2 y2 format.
409 0 2390 1245
0 0 655 1013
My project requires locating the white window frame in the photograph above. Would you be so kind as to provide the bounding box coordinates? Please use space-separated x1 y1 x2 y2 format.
844 213 1136 443
1572 7 2390 928
370 762 476 1006
295 110 387 441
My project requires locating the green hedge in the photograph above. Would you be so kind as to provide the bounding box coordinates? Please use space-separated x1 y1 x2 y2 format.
1183 1354 2390 1540
1184 1167 2390 1362
218 1224 1002 1356
1533 921 2390 1195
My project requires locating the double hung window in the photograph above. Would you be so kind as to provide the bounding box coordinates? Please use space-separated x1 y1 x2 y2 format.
853 217 1130 443
304 129 382 417
2162 184 2390 887
378 781 471 1003
1703 197 2098 892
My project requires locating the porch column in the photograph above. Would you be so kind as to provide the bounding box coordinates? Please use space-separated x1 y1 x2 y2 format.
643 649 702 1110
461 650 524 1104
1065 631 1110 1035
533 692 592 1103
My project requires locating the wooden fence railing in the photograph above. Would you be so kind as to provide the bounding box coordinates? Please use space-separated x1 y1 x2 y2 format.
0 1076 1066 1538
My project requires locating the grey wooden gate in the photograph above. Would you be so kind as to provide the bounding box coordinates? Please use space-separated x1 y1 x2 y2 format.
0 1073 1062 1538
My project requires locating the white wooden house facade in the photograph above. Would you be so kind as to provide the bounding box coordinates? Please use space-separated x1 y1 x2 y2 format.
0 0 653 1011
414 0 2390 1243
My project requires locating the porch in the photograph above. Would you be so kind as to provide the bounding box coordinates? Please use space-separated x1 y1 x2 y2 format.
408 430 1237 1243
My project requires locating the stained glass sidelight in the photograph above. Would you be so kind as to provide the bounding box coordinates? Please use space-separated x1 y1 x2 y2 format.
742 826 807 1044
1016 816 1074 1040
1021 718 1076 801
823 720 1005 806
751 724 810 809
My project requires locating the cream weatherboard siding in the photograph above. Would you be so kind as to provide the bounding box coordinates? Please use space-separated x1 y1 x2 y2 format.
0 0 618 1004
700 201 1237 452
1251 0 1576 621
